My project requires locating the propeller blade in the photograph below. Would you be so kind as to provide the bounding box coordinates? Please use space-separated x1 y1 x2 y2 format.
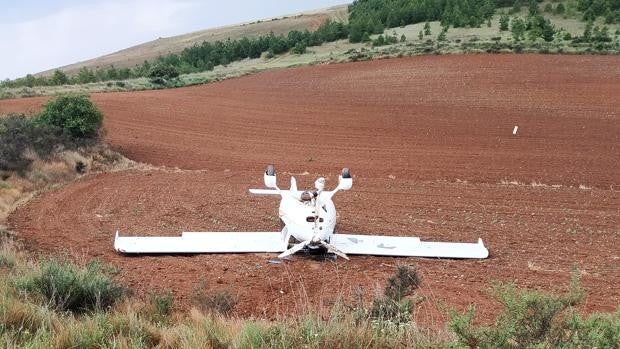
320 241 350 260
278 240 310 259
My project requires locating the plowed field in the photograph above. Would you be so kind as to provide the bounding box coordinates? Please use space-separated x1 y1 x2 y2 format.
2 54 619 321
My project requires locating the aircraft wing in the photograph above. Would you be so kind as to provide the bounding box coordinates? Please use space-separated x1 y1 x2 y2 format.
249 189 304 196
331 234 489 259
114 231 287 254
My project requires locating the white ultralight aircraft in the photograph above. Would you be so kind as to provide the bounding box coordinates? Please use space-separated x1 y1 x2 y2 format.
114 165 489 260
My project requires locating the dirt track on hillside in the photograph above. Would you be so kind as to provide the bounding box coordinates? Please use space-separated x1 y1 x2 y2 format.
2 54 619 321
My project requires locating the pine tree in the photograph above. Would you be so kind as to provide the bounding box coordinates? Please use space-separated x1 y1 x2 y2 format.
424 22 431 35
511 17 526 41
500 14 510 31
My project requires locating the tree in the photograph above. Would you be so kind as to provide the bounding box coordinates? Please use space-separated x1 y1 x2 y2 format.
51 70 69 86
418 30 424 40
291 41 307 54
400 34 407 42
77 68 97 84
424 22 432 35
500 14 510 31
555 3 565 14
510 0 522 14
511 17 526 41
438 26 448 41
583 21 594 41
118 68 132 80
24 74 36 87
148 64 179 80
37 94 103 139
541 20 556 42
106 66 118 80
527 27 542 41
528 0 539 16
372 35 386 46
348 23 364 43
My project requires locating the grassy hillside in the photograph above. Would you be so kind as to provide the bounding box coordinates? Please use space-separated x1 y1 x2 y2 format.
1 0 618 99
38 5 348 77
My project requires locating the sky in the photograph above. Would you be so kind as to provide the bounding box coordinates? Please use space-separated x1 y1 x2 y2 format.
0 0 348 80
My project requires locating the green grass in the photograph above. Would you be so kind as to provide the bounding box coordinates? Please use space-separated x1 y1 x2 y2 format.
13 258 124 313
0 237 617 348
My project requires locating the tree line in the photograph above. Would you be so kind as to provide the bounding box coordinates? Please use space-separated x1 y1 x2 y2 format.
347 0 503 42
578 0 620 22
2 0 512 88
1 20 348 89
3 0 616 89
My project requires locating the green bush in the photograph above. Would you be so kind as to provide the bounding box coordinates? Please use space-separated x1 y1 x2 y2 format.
148 64 179 81
37 94 103 139
148 290 174 318
15 259 124 313
291 41 307 54
448 271 600 349
499 14 510 31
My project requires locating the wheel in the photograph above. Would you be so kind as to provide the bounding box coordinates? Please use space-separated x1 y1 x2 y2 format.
266 164 276 176
341 167 351 179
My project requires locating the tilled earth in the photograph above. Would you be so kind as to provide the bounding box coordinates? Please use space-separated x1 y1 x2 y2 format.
1 54 619 322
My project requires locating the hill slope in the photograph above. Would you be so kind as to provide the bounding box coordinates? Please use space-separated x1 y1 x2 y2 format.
39 5 348 76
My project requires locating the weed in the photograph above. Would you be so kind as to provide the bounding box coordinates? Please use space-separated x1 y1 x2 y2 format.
15 259 124 313
74 161 86 174
448 269 591 348
0 237 17 268
206 290 237 316
148 289 174 318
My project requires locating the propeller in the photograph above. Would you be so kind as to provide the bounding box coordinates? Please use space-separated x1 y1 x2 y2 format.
320 241 350 260
278 239 349 260
278 240 310 259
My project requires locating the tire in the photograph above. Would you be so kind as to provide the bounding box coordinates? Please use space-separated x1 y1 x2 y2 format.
341 167 351 179
266 164 276 176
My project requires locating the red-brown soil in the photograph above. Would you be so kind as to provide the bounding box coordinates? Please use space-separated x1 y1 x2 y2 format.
1 55 619 322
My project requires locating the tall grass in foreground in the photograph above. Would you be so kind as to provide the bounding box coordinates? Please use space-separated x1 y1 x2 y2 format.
0 237 617 348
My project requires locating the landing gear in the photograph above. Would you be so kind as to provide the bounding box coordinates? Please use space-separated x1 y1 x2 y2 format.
341 168 351 179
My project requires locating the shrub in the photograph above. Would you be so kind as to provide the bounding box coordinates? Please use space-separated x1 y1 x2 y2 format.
438 26 448 42
192 282 237 316
511 17 526 41
372 35 386 46
291 41 307 54
206 290 237 315
448 271 591 348
148 64 179 81
148 290 174 318
499 14 510 31
367 265 421 324
37 94 103 139
424 22 431 36
15 259 124 313
0 116 36 172
0 114 70 173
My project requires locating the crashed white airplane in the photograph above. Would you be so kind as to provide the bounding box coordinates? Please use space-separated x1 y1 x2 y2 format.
114 166 489 260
